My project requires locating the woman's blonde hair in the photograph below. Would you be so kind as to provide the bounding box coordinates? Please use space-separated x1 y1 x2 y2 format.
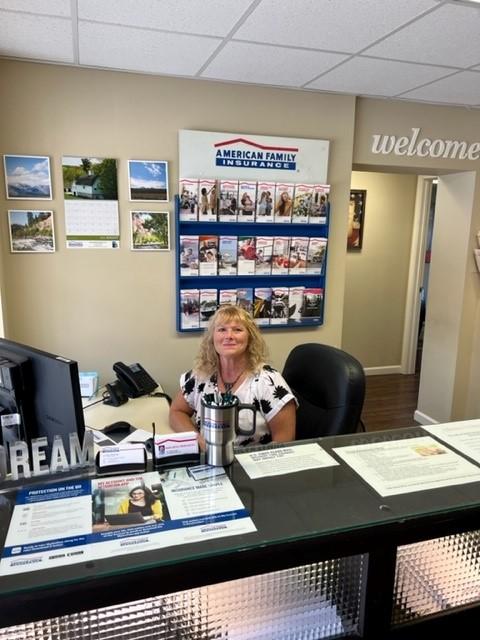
195 305 268 376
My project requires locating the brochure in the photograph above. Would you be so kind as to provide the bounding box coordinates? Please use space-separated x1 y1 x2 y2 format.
292 183 314 224
218 236 238 276
0 470 256 576
199 235 218 276
274 183 294 223
255 181 274 222
237 181 256 222
253 287 272 326
199 289 218 328
218 180 238 222
198 179 217 221
236 443 339 479
180 289 200 329
333 436 480 497
306 237 327 274
237 236 256 276
179 235 199 276
179 179 198 221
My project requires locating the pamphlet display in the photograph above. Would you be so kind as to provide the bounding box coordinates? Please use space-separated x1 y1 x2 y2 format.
0 469 255 576
175 180 330 332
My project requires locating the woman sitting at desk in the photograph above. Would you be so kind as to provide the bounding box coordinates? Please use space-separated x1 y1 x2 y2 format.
118 486 163 520
169 305 297 446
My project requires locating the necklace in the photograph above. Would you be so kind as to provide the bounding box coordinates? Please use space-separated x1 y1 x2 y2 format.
219 368 244 392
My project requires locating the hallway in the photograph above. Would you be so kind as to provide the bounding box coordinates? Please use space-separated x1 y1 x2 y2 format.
362 373 420 432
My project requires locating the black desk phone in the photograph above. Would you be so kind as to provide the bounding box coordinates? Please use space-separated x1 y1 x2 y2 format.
113 361 158 398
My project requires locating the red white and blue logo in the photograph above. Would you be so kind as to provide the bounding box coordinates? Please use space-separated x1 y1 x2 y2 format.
214 137 298 171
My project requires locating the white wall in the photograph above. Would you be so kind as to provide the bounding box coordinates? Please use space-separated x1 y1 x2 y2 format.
416 172 476 423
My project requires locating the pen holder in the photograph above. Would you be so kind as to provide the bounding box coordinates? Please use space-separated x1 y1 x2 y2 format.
200 396 256 466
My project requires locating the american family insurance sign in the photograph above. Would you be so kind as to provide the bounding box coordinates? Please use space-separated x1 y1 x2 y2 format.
179 130 330 183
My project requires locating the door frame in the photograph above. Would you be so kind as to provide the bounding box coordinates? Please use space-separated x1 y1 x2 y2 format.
400 175 436 374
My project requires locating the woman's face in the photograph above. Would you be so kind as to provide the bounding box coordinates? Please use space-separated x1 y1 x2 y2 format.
281 192 289 202
213 320 249 359
130 489 145 501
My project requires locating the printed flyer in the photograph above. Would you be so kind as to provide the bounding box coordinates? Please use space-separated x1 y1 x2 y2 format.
0 469 255 576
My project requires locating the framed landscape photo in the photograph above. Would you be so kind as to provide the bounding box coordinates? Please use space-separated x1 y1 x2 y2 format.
128 160 169 202
3 155 52 200
347 189 366 250
130 211 170 251
8 210 55 253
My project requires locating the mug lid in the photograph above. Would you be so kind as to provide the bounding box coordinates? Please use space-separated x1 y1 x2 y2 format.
201 393 239 408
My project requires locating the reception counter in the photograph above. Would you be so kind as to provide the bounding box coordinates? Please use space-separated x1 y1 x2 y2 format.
1 425 480 639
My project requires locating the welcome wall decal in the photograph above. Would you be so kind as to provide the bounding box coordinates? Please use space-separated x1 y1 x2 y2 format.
371 128 480 161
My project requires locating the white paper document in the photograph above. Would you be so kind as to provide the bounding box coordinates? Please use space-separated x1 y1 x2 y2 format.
235 443 339 479
423 420 480 464
98 443 145 467
333 435 480 497
0 469 256 576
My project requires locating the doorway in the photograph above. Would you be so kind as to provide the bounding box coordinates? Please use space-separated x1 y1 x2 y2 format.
343 170 476 428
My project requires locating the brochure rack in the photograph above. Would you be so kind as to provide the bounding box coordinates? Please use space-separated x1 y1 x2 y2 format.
175 196 330 332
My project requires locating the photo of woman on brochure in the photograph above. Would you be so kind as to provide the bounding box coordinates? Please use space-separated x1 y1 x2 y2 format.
92 477 168 529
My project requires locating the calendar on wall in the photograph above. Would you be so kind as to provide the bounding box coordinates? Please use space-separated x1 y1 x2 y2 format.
62 156 120 249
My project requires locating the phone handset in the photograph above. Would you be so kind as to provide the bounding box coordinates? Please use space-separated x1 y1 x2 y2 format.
113 361 158 398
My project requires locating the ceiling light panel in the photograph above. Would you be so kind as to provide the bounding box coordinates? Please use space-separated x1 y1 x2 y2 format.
306 57 453 96
400 70 480 105
79 22 222 76
366 4 480 68
78 0 255 37
233 0 437 52
0 11 74 62
0 0 70 16
201 41 348 87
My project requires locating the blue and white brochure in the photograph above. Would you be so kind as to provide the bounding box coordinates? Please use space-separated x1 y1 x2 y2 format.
0 469 255 575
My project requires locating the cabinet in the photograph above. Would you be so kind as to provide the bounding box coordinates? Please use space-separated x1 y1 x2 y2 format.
175 196 330 332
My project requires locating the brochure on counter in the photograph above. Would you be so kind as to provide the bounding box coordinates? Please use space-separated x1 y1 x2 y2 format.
236 443 339 479
423 420 480 464
0 469 255 576
333 435 480 497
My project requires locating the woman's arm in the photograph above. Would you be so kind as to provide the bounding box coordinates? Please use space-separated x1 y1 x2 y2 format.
118 499 130 514
151 500 163 520
169 390 196 432
268 399 296 442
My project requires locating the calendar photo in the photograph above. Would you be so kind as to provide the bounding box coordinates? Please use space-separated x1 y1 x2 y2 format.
128 160 169 202
62 156 120 249
8 210 55 253
3 155 52 200
62 156 118 201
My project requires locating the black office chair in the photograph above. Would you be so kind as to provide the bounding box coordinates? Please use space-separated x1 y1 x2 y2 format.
282 343 366 440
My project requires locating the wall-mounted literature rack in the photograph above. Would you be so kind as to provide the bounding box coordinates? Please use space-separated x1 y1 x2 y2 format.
175 195 330 333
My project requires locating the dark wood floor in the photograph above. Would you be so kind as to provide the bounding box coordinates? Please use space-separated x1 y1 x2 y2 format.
361 372 420 432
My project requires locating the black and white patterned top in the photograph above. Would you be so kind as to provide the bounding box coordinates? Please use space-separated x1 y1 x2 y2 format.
180 365 297 446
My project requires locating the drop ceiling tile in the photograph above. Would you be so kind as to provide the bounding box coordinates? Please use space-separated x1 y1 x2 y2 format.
0 11 73 62
366 4 480 68
79 22 222 76
400 70 480 105
234 0 437 52
306 57 453 97
201 41 348 87
78 0 255 37
0 0 70 16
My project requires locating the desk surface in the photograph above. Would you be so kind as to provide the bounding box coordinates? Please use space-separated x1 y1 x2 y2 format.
83 390 172 435
2 425 480 625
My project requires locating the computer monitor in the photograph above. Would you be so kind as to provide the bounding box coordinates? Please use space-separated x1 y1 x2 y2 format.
0 338 85 449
